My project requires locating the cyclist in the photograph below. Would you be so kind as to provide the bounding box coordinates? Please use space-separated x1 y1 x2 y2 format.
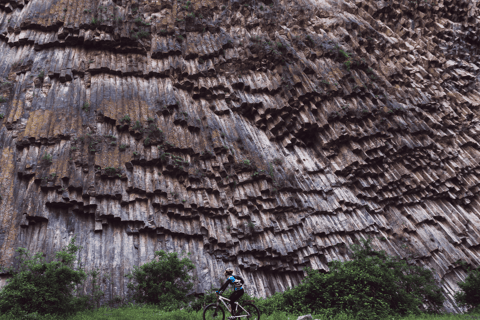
216 268 245 316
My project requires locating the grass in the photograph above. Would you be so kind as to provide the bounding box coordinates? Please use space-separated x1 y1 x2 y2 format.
2 305 478 320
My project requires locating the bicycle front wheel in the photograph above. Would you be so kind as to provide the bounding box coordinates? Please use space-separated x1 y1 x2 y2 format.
203 303 225 320
240 303 260 320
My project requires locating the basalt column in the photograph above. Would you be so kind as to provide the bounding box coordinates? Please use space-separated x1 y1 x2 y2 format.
1 0 480 313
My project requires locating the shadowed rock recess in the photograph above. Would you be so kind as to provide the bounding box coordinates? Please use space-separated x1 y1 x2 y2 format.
0 0 480 313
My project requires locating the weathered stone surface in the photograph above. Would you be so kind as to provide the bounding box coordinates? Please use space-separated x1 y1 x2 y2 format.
0 0 480 314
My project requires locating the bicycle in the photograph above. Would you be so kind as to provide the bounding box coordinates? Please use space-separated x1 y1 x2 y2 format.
203 293 260 320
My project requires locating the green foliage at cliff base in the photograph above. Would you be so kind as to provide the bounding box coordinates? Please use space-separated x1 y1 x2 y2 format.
1 236 480 320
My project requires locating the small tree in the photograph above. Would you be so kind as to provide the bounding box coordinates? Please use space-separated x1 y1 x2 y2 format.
0 237 87 316
126 250 195 308
454 261 480 312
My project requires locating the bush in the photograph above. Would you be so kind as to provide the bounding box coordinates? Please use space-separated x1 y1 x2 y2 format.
0 237 88 317
454 261 480 312
42 152 53 163
248 236 445 320
125 250 195 308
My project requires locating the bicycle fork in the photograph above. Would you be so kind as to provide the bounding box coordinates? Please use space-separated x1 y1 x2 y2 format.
213 301 220 317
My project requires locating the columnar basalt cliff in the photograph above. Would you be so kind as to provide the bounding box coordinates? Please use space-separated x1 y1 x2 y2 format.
0 0 480 313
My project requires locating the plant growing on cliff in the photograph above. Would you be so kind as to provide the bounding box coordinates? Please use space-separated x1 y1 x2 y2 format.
119 144 127 151
133 120 142 131
0 96 6 104
42 153 53 163
134 31 150 39
242 159 251 166
125 250 195 307
82 102 89 112
104 166 116 176
0 113 4 119
37 70 45 81
144 136 151 146
120 114 131 123
0 237 89 316
273 157 283 165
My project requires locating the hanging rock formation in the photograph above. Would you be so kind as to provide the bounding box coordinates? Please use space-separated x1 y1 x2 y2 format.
1 0 480 313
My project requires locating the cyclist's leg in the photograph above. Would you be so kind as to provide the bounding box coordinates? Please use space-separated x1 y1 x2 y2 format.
229 289 244 314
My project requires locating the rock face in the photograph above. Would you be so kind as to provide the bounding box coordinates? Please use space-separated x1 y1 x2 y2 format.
0 0 480 313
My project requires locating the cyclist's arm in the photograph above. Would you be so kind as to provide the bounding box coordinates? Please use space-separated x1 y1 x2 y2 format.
216 278 232 294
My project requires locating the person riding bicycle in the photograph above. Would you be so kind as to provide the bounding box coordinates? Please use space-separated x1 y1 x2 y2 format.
216 268 245 316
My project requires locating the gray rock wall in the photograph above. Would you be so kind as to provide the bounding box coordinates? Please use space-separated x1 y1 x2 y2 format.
0 0 480 313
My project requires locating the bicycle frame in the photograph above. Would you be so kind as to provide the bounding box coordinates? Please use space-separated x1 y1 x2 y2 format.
217 295 251 318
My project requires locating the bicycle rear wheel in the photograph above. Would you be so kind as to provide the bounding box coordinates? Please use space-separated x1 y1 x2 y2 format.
203 303 225 320
239 303 260 320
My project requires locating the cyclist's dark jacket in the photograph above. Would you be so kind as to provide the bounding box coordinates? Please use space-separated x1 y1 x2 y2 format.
217 274 244 293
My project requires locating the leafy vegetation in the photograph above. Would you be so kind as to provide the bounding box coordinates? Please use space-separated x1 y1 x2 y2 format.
38 70 45 81
133 120 142 131
0 96 7 103
2 235 480 320
0 113 4 119
82 102 89 112
143 136 151 146
132 31 150 39
247 237 445 320
42 153 53 163
125 250 195 308
453 261 480 312
120 114 131 123
104 166 116 176
0 237 89 317
273 157 283 165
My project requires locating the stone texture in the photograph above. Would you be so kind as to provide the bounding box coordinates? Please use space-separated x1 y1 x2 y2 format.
0 0 479 314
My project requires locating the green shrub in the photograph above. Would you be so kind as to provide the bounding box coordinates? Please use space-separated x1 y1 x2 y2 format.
120 114 131 123
0 237 88 316
136 31 150 38
248 236 445 319
133 120 142 130
0 96 6 103
144 137 151 146
273 157 283 165
0 113 4 119
82 102 89 112
125 250 195 308
104 166 116 176
454 261 480 312
42 153 53 163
